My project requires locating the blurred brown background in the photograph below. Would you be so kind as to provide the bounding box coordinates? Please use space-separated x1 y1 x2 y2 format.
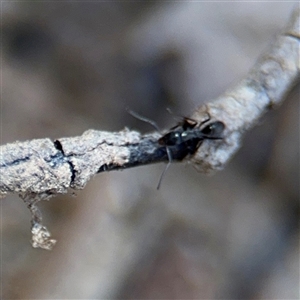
1 2 299 299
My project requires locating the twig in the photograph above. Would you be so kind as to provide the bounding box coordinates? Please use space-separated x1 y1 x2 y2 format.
0 6 299 249
190 6 300 172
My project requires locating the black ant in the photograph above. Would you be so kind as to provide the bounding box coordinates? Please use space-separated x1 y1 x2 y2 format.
159 117 225 157
128 110 225 189
157 117 225 188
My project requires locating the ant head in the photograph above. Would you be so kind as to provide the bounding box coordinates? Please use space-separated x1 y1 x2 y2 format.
201 121 225 138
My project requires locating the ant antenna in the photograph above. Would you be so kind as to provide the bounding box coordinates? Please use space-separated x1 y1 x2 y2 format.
166 107 173 115
166 107 186 123
127 108 160 132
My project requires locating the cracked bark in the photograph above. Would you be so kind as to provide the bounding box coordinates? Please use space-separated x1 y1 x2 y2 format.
0 6 299 250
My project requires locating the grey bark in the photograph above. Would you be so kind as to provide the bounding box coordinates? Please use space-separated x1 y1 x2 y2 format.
190 6 299 172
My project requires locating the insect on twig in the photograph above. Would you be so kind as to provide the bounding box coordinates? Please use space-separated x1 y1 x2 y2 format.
157 116 225 188
127 109 225 189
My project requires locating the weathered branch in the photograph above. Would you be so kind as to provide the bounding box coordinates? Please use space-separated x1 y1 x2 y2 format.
0 129 159 197
0 6 299 249
190 6 300 172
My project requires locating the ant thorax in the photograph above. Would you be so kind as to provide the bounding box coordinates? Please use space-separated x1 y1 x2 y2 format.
158 117 225 154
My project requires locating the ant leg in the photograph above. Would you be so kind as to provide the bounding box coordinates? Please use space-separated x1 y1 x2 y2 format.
199 114 211 127
127 108 160 132
200 104 218 127
157 146 172 190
